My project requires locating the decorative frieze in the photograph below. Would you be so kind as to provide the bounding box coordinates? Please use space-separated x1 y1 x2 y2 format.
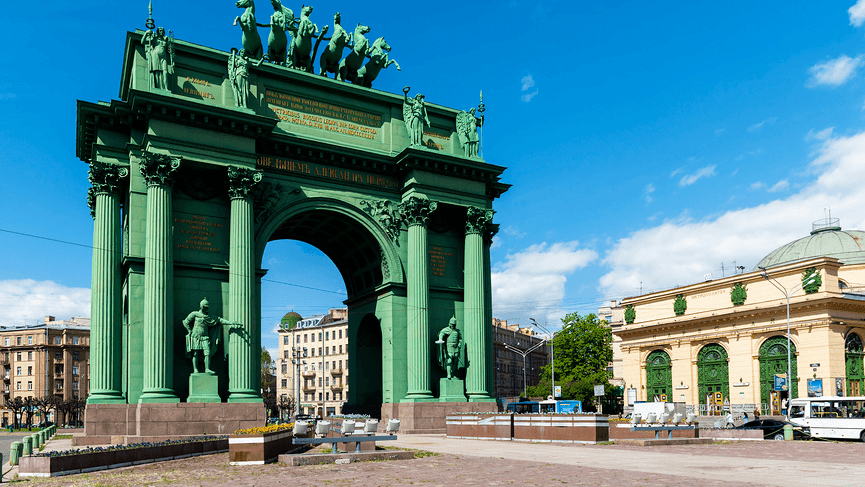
360 199 402 244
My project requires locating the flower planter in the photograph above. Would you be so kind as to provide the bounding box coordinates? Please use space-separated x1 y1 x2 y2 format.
608 421 699 440
229 429 296 465
447 414 609 444
18 437 228 478
447 414 513 440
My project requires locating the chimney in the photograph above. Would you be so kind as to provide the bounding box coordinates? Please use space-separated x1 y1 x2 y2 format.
44 316 55 323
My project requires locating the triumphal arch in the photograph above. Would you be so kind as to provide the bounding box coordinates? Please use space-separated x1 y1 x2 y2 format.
78 7 508 437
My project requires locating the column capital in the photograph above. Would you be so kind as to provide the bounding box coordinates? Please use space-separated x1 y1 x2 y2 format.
399 196 437 227
139 151 181 187
465 207 495 235
227 166 263 199
89 161 129 195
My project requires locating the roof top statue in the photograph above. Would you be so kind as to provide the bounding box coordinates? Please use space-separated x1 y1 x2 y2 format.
261 0 295 65
403 86 429 147
287 5 328 72
141 2 175 91
233 0 264 60
318 12 352 78
338 23 371 83
456 94 485 158
355 36 400 88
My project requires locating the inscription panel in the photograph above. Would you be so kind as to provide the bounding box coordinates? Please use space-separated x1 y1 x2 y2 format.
264 89 383 142
174 69 223 103
173 213 228 263
428 245 460 287
257 156 400 191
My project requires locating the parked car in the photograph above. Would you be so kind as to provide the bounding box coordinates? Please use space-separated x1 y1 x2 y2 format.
734 419 807 440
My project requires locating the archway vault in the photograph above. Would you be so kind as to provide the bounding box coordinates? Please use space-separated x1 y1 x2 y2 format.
255 196 404 298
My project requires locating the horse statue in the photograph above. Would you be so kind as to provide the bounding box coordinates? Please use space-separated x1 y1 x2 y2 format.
233 0 264 60
262 0 294 64
287 5 325 72
338 23 371 83
318 12 353 78
355 37 400 88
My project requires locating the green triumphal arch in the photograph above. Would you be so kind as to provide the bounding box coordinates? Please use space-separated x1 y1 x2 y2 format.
78 11 508 437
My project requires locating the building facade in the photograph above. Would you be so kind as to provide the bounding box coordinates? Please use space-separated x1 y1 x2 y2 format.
0 316 91 426
277 309 349 417
493 319 549 399
597 300 625 387
616 220 865 415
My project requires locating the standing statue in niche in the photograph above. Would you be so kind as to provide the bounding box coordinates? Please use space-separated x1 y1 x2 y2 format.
182 298 239 374
228 48 250 108
142 26 174 91
436 317 464 380
456 107 484 158
403 86 429 147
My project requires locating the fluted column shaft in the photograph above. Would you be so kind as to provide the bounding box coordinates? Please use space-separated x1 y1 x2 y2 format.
139 154 180 403
227 167 262 402
465 207 495 401
401 197 437 401
87 162 128 404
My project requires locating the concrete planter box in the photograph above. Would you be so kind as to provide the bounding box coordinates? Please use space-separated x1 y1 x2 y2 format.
609 422 699 440
699 429 763 440
19 437 228 477
447 414 514 440
447 414 609 444
513 415 609 444
229 429 296 465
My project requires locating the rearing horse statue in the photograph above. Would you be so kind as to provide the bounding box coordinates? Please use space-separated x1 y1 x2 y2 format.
234 0 264 60
262 0 294 64
338 23 371 83
318 12 353 78
287 5 323 72
355 37 400 88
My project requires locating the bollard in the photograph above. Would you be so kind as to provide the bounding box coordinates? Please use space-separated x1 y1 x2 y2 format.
22 436 32 456
783 423 793 440
32 433 40 449
10 442 20 466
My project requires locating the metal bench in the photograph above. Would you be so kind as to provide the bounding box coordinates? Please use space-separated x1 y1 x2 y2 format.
292 434 397 453
630 425 696 440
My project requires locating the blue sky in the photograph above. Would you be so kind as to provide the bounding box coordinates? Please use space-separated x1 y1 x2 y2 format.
3 1 865 355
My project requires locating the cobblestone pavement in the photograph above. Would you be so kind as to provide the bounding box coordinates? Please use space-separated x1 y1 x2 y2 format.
12 435 865 487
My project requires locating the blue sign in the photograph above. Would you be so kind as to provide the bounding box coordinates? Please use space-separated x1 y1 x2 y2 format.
774 374 787 391
807 379 823 397
556 401 582 414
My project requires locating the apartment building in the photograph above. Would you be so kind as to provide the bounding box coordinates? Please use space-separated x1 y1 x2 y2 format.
493 318 549 399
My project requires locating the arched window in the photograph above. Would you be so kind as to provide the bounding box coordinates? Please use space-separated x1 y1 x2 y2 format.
697 344 729 411
759 336 798 412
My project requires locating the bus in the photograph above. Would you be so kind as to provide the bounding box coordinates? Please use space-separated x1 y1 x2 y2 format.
788 396 865 441
505 400 582 414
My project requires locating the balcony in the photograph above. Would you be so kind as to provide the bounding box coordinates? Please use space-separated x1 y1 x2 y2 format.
302 384 316 392
330 368 343 376
301 370 315 378
330 383 343 390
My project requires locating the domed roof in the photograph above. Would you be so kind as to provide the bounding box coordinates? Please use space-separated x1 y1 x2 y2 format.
755 219 865 270
280 311 302 330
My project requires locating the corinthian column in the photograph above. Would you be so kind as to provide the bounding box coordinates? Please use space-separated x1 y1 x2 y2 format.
86 162 129 404
464 207 495 401
139 152 180 403
227 167 262 402
400 196 437 401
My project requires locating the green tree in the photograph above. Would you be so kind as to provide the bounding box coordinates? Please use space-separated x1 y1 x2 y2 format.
527 312 613 411
261 347 276 417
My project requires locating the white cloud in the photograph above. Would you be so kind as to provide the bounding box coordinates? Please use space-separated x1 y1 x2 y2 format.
669 168 683 178
750 181 766 190
807 55 864 87
850 0 865 26
644 183 655 204
768 179 789 193
748 117 778 133
492 241 597 325
502 225 526 238
678 165 716 186
521 74 535 91
599 129 865 298
806 127 835 141
521 90 538 103
0 280 90 325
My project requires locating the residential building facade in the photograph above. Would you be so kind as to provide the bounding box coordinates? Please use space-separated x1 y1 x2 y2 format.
0 316 91 426
493 319 549 399
277 308 348 418
597 300 625 388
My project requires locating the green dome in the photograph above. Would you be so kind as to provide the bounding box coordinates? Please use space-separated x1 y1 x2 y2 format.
755 220 865 270
280 311 302 330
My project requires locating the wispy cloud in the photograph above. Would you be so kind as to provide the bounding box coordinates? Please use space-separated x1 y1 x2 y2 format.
678 165 716 187
521 74 538 102
492 241 597 326
851 0 865 26
806 127 834 141
0 93 16 101
644 183 655 204
0 280 90 325
599 129 865 298
502 225 527 239
750 181 766 190
768 180 789 193
748 117 778 133
670 168 684 178
807 55 864 87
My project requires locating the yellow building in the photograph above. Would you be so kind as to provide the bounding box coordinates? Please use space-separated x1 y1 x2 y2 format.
616 219 865 416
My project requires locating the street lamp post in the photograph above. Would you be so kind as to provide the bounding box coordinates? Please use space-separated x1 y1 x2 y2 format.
504 338 547 398
291 346 307 417
759 266 819 414
531 319 557 398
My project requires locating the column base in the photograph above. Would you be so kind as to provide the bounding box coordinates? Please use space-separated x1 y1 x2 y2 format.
401 392 436 403
228 390 263 403
439 378 467 402
468 395 496 402
139 389 179 404
86 392 126 404
188 373 221 403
